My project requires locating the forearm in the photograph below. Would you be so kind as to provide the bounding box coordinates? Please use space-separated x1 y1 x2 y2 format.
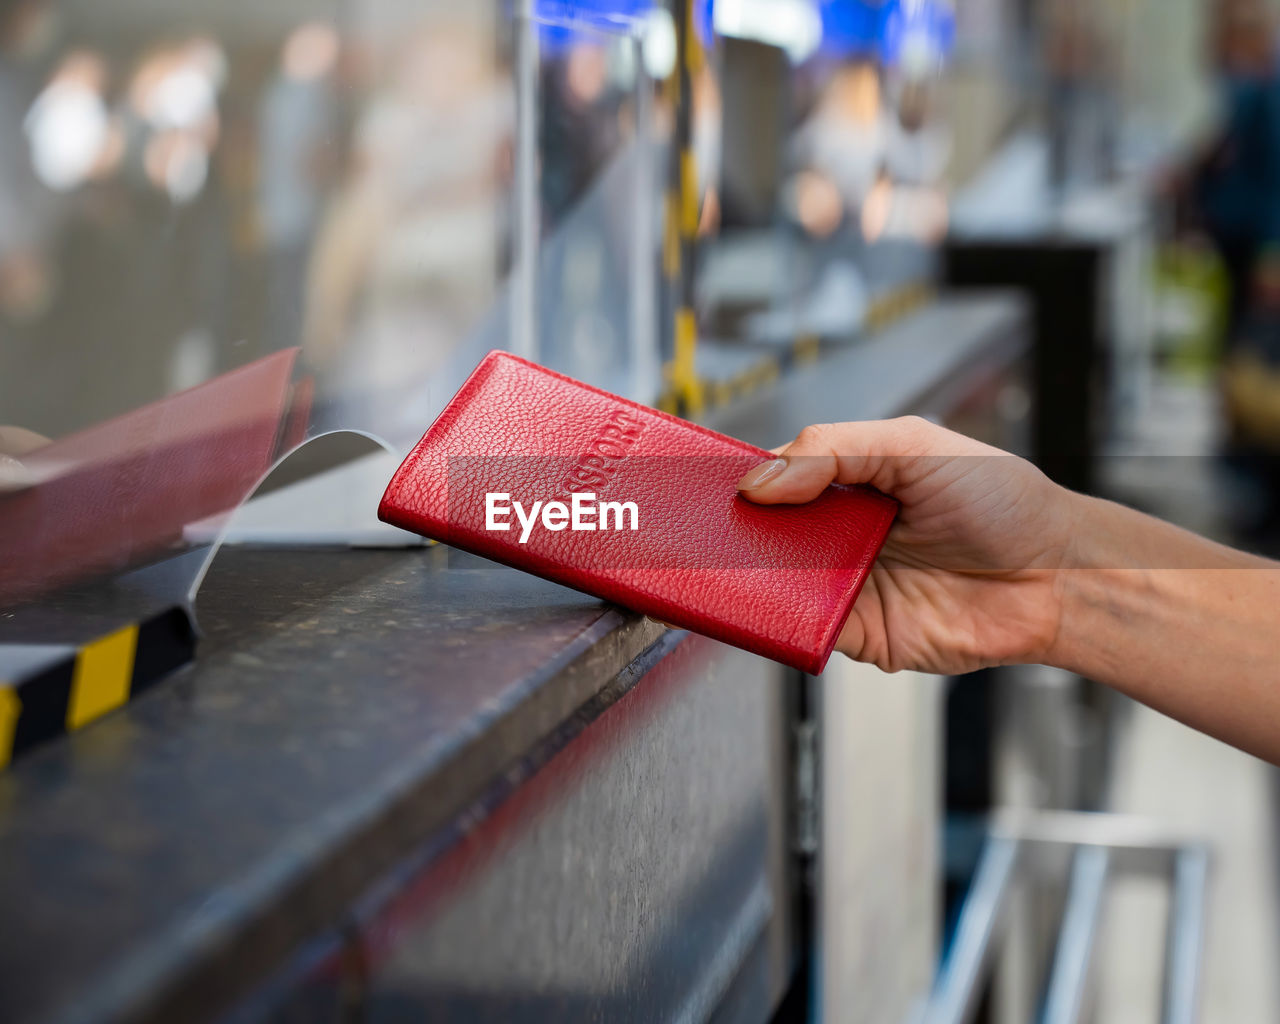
1049 493 1280 763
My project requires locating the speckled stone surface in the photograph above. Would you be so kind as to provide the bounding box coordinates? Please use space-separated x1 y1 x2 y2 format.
0 546 663 1024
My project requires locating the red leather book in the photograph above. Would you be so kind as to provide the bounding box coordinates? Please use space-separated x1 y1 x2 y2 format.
379 351 897 674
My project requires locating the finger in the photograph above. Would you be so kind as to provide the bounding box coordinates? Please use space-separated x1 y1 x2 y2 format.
736 417 951 504
0 425 50 458
0 454 34 493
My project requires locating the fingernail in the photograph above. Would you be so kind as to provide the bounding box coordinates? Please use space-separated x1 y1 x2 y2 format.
737 458 788 491
0 454 32 492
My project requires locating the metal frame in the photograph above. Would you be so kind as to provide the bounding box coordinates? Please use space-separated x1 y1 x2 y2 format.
923 811 1211 1024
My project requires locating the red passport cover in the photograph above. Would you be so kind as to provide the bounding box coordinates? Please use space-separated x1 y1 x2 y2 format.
378 351 898 674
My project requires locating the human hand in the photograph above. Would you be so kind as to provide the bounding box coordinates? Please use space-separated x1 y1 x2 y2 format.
0 425 50 492
0 251 54 322
736 417 1078 675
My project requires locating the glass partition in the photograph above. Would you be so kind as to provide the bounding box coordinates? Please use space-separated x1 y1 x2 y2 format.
0 0 667 612
0 0 954 612
698 0 952 380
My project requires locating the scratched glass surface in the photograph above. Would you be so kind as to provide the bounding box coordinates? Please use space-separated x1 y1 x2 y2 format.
0 0 664 609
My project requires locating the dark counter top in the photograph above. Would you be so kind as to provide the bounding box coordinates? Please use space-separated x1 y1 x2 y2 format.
1 547 665 1023
0 292 1027 1024
704 292 1027 447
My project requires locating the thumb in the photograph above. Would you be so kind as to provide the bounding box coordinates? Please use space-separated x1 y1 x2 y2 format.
0 454 33 493
735 417 948 505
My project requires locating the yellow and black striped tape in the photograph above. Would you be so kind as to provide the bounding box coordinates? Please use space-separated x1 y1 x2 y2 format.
662 0 707 418
0 607 195 770
864 281 933 333
656 281 935 414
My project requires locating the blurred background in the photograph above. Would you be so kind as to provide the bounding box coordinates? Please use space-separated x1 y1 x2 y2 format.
2 1 1280 1022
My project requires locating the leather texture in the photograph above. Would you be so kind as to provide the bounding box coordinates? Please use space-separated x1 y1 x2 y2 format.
379 351 898 674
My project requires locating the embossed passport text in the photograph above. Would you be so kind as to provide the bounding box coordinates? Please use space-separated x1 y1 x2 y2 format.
378 351 898 674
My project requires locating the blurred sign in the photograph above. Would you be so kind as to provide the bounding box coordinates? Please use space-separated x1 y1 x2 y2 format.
820 0 955 67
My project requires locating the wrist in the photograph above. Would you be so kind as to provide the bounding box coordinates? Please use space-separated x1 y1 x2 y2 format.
1037 490 1249 680
1040 490 1122 676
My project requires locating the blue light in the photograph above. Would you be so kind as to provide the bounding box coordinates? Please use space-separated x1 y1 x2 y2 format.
533 0 717 54
881 0 955 66
819 0 888 56
694 0 716 44
818 0 954 63
534 0 656 52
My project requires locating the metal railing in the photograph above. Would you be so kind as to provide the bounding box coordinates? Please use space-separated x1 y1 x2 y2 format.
923 811 1211 1024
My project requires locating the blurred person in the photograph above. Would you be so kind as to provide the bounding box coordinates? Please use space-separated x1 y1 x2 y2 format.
1174 0 1280 539
24 50 119 194
1043 0 1117 191
540 41 619 225
1221 246 1280 539
650 60 721 234
862 77 951 244
257 23 340 357
302 17 514 415
738 417 1280 766
884 77 950 190
692 63 722 238
1185 0 1280 343
789 61 890 239
0 0 58 321
1228 246 1280 438
0 0 73 454
125 37 235 395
